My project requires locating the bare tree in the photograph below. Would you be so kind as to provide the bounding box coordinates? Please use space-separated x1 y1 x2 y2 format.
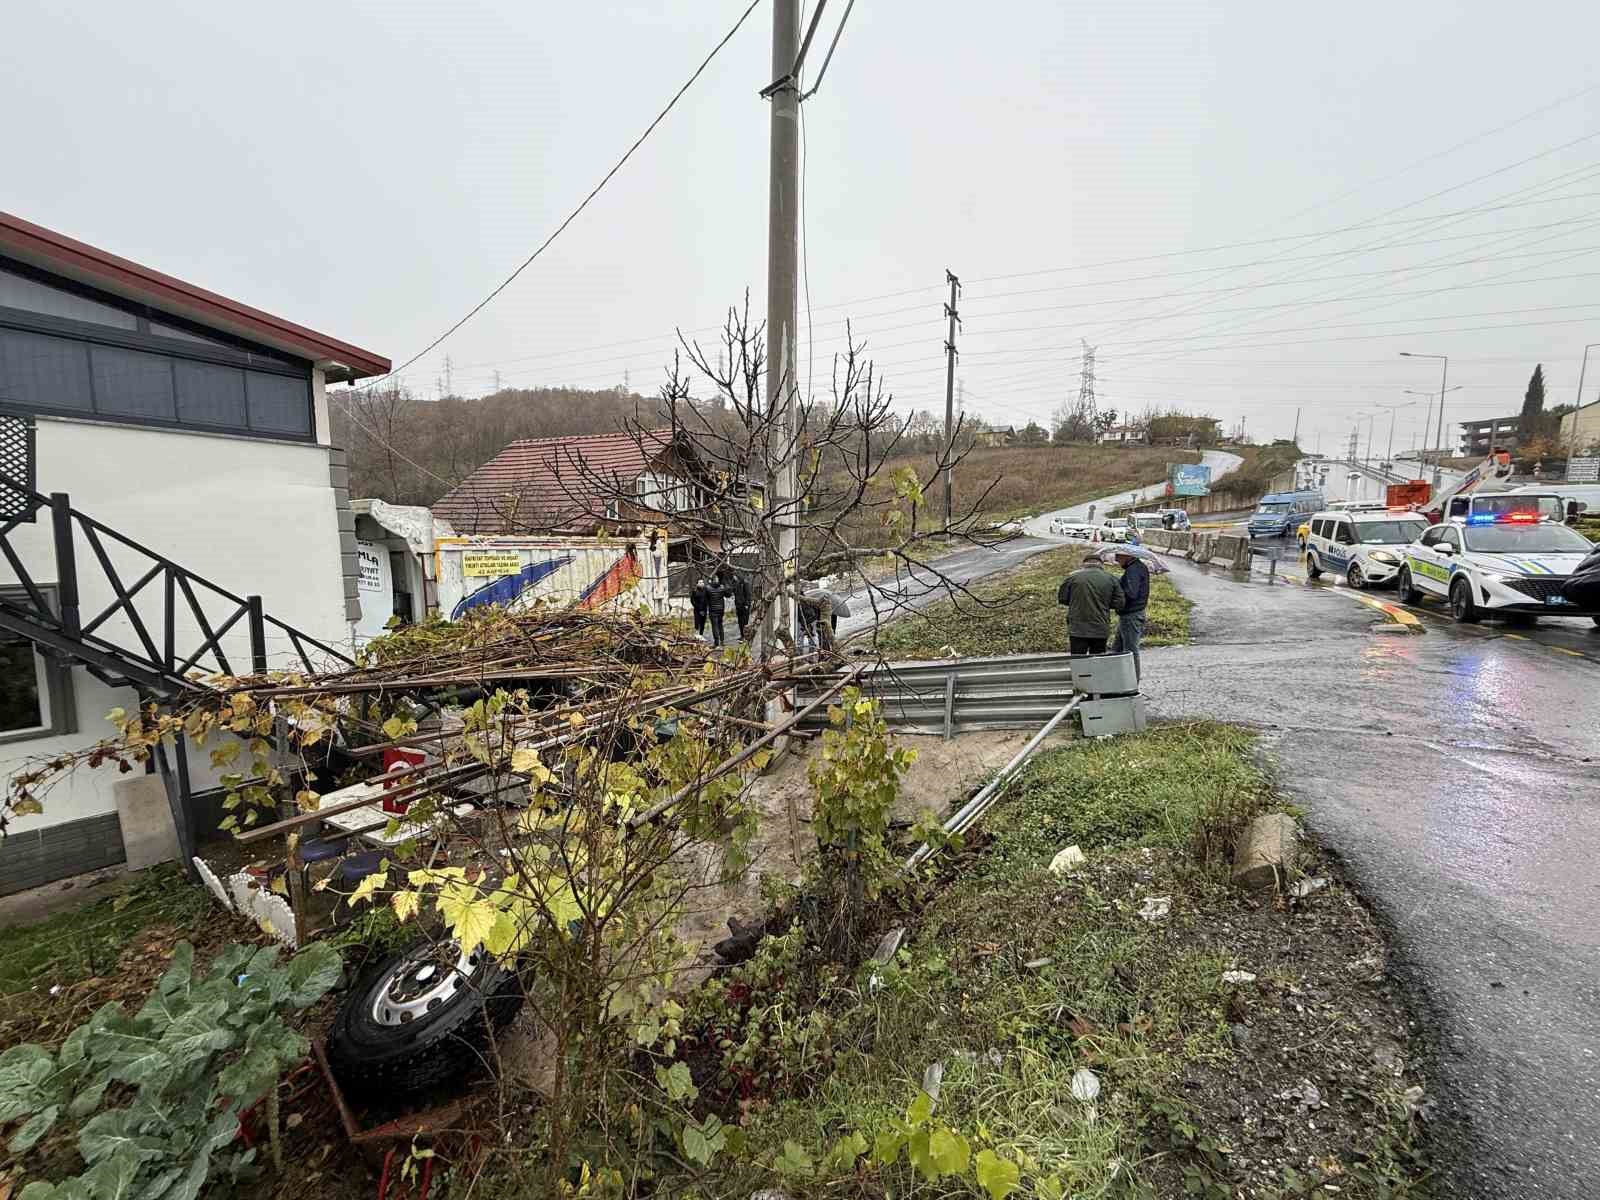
555 297 1009 654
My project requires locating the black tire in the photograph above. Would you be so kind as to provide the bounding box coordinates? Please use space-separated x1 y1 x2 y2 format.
1449 578 1481 624
1347 562 1365 591
1397 567 1421 605
1305 552 1322 580
327 938 524 1099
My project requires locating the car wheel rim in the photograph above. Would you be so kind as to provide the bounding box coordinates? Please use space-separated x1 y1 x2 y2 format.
371 941 479 1026
1451 586 1467 617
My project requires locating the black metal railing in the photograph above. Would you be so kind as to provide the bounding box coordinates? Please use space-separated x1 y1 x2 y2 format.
0 469 352 695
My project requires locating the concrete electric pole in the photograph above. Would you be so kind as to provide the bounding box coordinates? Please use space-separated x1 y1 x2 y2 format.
942 269 961 528
765 0 801 647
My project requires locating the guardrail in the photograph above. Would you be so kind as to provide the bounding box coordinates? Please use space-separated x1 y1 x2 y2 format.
795 651 1149 737
795 653 1076 735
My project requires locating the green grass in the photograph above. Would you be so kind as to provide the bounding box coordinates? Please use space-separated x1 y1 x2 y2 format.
680 723 1272 1199
870 546 1191 659
0 865 210 994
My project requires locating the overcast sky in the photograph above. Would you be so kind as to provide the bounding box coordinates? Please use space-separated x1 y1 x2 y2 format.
6 1 1600 455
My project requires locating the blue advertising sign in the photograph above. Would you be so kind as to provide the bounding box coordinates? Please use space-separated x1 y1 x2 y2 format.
1169 463 1212 497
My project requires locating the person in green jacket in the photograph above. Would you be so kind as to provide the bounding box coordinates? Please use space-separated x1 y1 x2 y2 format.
1056 553 1125 655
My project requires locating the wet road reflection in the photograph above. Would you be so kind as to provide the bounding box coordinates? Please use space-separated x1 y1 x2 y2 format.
1144 553 1600 1199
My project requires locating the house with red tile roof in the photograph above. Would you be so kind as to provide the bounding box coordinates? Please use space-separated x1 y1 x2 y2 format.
431 429 745 585
432 429 687 533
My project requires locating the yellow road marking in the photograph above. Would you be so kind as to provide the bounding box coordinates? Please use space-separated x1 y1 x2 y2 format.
1505 632 1527 640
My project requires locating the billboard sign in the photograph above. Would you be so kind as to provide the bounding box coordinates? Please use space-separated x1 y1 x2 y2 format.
1567 456 1599 483
1168 462 1212 497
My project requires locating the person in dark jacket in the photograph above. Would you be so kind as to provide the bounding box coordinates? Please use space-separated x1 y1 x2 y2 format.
1056 553 1125 654
704 579 728 648
1111 549 1150 680
726 571 752 639
689 578 709 636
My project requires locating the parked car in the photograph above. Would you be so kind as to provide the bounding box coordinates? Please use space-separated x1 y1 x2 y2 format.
1304 509 1429 590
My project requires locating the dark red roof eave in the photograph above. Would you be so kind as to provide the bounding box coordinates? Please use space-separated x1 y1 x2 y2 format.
0 210 391 380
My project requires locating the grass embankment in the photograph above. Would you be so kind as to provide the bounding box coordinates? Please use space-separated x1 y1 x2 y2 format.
870 546 1191 659
683 724 1430 1199
1207 442 1303 506
836 444 1202 549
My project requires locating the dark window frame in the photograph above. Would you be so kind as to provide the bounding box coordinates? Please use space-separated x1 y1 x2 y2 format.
0 584 78 745
0 256 315 443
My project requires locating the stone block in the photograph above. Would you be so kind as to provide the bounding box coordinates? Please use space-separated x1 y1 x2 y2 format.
114 775 179 871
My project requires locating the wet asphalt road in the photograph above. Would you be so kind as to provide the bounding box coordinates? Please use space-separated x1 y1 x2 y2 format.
1143 555 1600 1199
834 536 1054 641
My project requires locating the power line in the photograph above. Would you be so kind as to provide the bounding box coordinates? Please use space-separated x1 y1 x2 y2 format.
343 0 765 396
443 186 1600 384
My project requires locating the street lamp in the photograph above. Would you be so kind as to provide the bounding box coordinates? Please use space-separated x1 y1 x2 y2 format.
1401 352 1449 484
1403 387 1461 465
1572 342 1600 462
1376 399 1422 475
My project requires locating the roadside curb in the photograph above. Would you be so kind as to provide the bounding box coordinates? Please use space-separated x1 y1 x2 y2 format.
1280 569 1425 634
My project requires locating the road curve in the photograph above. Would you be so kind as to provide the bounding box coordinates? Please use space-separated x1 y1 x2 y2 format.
1023 448 1244 538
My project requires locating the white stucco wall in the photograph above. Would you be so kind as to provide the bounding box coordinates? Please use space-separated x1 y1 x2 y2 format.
1 409 352 832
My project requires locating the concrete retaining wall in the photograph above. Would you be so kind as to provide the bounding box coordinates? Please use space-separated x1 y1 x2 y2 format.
1142 529 1250 571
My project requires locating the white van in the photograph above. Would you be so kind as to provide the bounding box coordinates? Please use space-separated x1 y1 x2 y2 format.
1304 508 1430 590
1507 483 1599 520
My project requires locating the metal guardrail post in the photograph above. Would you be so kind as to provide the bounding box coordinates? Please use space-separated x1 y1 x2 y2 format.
942 672 956 740
247 595 268 674
49 493 80 638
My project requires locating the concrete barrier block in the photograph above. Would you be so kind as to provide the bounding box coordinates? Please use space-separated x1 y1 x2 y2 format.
114 775 179 871
1232 813 1298 891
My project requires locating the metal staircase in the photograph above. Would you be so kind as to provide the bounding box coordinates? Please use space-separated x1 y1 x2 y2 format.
0 413 352 698
0 410 354 875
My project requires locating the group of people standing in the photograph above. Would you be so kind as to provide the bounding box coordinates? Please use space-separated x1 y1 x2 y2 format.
688 571 751 647
1056 549 1149 679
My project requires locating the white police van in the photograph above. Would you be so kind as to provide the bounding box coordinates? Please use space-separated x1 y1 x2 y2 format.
1304 508 1430 590
1396 512 1600 624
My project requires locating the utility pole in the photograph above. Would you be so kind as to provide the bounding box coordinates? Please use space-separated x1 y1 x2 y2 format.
942 269 961 528
1291 406 1301 446
764 0 801 648
443 355 453 397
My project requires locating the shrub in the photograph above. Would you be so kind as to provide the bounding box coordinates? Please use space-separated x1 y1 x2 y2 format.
0 940 341 1200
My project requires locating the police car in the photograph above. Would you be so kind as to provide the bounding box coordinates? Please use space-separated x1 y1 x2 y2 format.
1303 508 1429 590
1395 513 1600 624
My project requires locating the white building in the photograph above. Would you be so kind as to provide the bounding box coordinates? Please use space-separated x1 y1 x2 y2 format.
1560 399 1600 456
0 212 389 895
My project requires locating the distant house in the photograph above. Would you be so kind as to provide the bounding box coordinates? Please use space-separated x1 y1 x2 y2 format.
975 426 1015 448
432 429 738 581
1098 424 1146 445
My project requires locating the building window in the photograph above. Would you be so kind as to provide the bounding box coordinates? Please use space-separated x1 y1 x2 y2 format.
0 586 77 744
0 257 314 442
0 266 138 331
